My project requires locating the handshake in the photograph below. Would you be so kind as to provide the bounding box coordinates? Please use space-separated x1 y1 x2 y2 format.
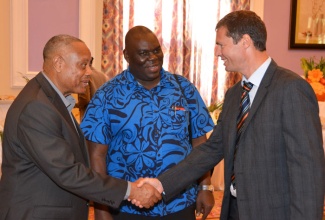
127 177 164 208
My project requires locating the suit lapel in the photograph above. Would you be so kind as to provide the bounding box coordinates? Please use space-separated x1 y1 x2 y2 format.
35 74 77 134
225 82 243 155
73 116 90 166
35 73 89 165
240 60 277 136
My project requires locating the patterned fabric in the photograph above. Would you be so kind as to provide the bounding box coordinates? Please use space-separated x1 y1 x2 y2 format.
101 1 250 105
236 81 253 143
80 68 214 216
231 81 253 187
102 0 124 79
102 1 238 106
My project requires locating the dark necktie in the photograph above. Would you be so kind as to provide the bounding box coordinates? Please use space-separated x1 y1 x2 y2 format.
231 81 253 188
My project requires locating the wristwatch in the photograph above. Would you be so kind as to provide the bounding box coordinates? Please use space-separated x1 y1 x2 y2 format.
197 184 214 192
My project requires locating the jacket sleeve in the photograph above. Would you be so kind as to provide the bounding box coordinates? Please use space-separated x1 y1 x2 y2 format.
281 78 325 219
17 99 127 208
158 123 223 201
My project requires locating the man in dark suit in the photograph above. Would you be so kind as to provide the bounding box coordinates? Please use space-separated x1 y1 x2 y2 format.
0 34 161 220
137 10 325 220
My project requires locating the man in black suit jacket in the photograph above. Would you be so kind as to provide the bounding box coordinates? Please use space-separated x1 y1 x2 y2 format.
137 10 325 220
0 35 161 220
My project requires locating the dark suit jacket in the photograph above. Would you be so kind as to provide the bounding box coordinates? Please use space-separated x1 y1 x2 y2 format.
0 73 127 220
158 60 325 220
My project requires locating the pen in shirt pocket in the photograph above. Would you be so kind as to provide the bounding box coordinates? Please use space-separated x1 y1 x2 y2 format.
172 105 186 111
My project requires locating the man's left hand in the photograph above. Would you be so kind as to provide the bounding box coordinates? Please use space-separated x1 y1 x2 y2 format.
195 190 215 220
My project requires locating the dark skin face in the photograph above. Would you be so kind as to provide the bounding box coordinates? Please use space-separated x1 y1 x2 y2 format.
123 27 164 90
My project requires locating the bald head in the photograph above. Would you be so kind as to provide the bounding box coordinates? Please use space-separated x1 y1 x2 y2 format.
41 34 92 96
124 26 158 50
43 35 84 61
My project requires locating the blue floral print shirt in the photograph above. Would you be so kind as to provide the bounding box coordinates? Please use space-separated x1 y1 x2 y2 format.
80 68 214 216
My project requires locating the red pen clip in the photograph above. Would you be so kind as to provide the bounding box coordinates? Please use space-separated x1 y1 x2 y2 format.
173 106 185 111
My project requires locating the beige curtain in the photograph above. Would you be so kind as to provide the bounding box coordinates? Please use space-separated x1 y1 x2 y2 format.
101 0 250 106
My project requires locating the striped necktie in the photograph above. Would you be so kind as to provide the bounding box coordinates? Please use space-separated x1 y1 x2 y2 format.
231 81 253 188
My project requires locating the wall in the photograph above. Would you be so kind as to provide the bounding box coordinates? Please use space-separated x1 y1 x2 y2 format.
264 0 324 75
28 0 79 71
0 1 17 96
0 0 323 97
0 0 103 97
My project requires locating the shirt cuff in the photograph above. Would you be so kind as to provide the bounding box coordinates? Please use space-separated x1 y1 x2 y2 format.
124 181 131 200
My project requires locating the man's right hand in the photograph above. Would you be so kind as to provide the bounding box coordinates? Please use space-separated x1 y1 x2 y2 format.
128 181 162 208
136 177 164 193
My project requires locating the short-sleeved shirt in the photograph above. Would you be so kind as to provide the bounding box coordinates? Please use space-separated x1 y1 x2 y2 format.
80 68 214 216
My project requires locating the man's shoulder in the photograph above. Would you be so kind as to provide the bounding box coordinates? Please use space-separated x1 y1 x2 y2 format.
165 72 192 87
108 70 136 85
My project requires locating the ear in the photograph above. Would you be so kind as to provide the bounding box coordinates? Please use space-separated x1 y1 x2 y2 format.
53 55 64 73
241 34 252 49
123 49 130 62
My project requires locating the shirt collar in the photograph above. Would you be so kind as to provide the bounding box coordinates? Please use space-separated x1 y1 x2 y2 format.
124 67 168 86
41 72 76 113
242 57 271 87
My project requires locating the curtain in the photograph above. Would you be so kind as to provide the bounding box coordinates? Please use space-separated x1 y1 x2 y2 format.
102 0 250 106
102 0 124 79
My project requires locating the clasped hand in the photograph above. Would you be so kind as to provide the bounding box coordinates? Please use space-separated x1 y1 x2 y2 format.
128 177 164 208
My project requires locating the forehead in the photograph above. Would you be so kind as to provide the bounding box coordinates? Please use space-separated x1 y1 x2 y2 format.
130 33 160 50
65 41 91 58
216 26 228 41
216 26 235 47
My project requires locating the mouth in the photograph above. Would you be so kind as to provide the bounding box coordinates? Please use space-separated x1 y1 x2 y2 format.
221 58 227 66
146 63 161 73
82 80 89 87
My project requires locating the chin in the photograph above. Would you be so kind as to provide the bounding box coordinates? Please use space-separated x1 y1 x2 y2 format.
225 67 234 72
77 88 87 94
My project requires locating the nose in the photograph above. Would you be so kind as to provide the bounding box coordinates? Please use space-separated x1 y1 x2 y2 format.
148 54 156 61
86 65 93 76
148 51 159 60
215 45 222 57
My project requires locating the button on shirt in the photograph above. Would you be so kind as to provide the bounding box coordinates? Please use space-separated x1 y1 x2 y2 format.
80 68 214 216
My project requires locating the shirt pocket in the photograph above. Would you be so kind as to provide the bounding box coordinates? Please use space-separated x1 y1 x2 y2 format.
168 107 190 136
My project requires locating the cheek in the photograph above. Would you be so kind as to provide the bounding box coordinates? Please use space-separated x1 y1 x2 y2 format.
71 69 84 81
135 56 147 65
65 71 83 89
226 48 239 59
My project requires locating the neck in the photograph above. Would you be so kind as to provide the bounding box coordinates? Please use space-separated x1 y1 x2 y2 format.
241 51 269 79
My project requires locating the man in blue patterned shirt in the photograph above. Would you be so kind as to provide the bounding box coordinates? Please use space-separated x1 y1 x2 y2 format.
80 26 215 220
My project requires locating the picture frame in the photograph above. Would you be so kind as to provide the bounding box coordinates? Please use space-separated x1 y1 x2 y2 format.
289 0 325 49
